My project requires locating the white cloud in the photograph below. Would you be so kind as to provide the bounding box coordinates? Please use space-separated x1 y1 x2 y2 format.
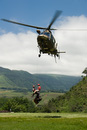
54 15 87 75
0 15 87 76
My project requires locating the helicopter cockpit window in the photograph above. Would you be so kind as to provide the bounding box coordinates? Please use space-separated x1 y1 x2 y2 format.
41 32 50 38
44 32 50 37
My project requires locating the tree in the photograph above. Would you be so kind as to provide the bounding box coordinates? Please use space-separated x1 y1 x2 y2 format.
3 97 35 112
82 68 87 76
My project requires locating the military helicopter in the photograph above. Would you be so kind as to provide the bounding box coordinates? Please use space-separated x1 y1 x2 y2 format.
1 10 65 58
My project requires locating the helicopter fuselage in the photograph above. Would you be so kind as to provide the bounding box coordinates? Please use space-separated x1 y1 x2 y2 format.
1 10 65 58
37 30 58 56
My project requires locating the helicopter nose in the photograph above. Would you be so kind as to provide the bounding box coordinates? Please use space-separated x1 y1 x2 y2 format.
38 34 48 41
37 35 49 48
37 35 48 44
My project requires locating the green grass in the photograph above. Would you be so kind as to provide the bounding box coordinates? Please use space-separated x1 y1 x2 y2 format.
0 113 87 130
0 90 23 97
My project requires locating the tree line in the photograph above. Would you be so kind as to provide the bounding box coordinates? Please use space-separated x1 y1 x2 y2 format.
0 97 36 112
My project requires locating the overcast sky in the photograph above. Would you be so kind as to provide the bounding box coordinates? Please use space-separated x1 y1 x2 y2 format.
0 0 87 76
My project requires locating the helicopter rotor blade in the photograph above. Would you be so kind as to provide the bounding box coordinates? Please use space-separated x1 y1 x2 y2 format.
47 10 62 30
2 19 87 31
1 19 48 30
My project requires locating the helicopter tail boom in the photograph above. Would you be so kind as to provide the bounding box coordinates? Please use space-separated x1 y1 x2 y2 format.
57 51 66 53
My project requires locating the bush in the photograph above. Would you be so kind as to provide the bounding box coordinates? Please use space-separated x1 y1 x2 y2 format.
3 97 35 112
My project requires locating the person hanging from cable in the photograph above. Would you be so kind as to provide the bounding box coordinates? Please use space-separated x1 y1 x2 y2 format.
32 84 42 104
32 85 35 92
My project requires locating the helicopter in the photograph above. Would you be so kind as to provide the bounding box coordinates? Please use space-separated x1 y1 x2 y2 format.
1 10 65 58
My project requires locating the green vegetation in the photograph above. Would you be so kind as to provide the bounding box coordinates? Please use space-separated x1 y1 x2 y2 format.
0 66 87 113
34 74 81 92
82 67 87 76
0 93 63 112
3 97 35 112
0 68 87 129
0 66 81 92
43 76 87 112
0 74 87 113
0 67 87 113
0 89 62 104
0 113 87 130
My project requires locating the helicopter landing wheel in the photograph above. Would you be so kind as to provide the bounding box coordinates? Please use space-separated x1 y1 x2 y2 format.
57 54 58 57
38 54 41 57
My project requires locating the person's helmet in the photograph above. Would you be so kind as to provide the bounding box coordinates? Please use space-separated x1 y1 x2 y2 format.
38 84 40 86
38 86 41 90
33 85 35 88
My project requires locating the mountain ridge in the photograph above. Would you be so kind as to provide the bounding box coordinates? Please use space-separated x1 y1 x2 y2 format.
0 66 81 92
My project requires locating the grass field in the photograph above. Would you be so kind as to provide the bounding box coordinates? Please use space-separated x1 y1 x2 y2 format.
0 113 87 130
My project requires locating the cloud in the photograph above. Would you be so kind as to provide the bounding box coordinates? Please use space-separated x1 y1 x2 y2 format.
54 15 87 75
0 15 87 76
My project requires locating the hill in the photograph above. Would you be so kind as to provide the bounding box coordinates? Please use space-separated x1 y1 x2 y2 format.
63 76 87 112
0 66 81 92
34 74 81 92
45 76 87 112
0 67 42 91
